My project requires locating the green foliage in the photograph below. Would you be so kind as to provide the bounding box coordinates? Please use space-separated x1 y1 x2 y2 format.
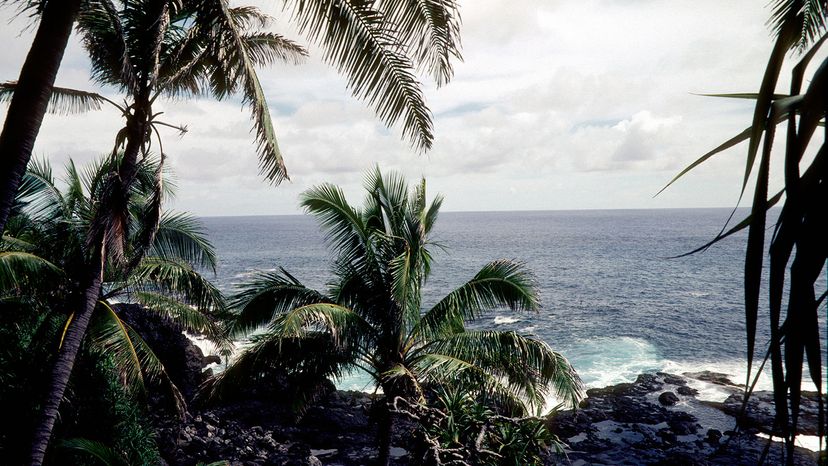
0 302 159 465
54 355 161 466
0 155 226 459
402 386 563 465
207 169 582 459
662 2 828 461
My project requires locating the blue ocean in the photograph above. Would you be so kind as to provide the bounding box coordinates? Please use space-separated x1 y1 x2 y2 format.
200 209 827 394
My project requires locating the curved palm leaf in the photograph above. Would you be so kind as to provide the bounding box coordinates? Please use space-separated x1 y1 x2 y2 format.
0 251 61 291
0 81 117 115
270 302 375 347
283 0 434 150
228 269 331 336
190 1 295 184
380 0 462 86
202 329 357 414
131 291 228 347
301 182 369 252
89 301 187 412
126 257 226 314
414 260 539 340
59 438 130 466
416 330 583 410
149 212 217 272
769 0 828 48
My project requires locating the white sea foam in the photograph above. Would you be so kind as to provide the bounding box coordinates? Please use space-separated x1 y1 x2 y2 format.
183 332 222 371
564 336 663 389
493 315 520 325
333 371 378 393
541 337 826 421
757 432 824 452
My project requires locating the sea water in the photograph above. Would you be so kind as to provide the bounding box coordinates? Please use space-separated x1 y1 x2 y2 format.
199 209 827 394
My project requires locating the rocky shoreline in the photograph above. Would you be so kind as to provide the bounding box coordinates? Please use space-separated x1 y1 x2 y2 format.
151 371 821 465
549 372 821 465
123 306 822 465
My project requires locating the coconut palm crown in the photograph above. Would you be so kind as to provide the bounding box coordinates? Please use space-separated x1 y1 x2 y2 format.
1 154 228 405
206 168 582 460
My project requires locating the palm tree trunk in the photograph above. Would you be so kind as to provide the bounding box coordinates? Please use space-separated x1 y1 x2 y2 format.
377 403 394 466
28 244 105 466
28 97 146 465
0 0 82 234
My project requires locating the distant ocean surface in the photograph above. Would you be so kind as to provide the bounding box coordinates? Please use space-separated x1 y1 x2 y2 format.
200 209 827 396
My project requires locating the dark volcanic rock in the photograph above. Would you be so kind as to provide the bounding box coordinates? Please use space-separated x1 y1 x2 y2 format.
158 390 417 466
149 367 819 466
722 390 826 436
682 371 743 388
677 385 699 396
116 303 214 402
547 372 818 466
659 391 680 406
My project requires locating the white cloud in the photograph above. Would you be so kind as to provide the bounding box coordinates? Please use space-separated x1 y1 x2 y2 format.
0 0 814 215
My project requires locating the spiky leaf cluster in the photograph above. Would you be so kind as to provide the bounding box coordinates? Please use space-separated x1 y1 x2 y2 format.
210 168 582 417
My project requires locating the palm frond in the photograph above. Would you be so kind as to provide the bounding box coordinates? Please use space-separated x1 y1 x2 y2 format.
414 260 539 340
193 0 289 184
0 234 37 252
412 352 537 416
379 0 463 86
270 302 375 347
241 32 307 66
89 301 151 391
76 0 138 92
131 291 228 347
769 0 828 48
16 157 69 221
149 212 217 272
0 251 61 291
228 269 331 336
301 182 370 257
0 81 113 115
128 257 226 314
283 0 434 150
59 438 130 466
202 330 357 412
417 331 583 410
89 301 187 412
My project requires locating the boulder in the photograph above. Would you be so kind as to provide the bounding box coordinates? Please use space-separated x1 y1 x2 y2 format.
658 391 680 406
115 303 214 402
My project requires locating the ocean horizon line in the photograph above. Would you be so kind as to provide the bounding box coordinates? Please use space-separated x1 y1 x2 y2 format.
198 205 762 219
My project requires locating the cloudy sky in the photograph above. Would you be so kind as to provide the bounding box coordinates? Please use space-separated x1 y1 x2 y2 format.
0 1 815 216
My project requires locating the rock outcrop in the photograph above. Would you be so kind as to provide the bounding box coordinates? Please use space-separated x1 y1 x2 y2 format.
121 313 821 465
548 372 821 465
156 391 415 466
116 303 217 402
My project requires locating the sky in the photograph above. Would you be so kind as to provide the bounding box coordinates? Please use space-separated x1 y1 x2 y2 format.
0 1 816 216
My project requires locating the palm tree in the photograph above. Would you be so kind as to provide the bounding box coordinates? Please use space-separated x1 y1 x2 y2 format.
660 1 828 461
10 3 306 462
0 0 463 234
205 168 583 466
1 154 229 464
0 0 83 236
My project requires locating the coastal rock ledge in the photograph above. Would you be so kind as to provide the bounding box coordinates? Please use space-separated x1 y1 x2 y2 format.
154 370 822 465
548 372 821 466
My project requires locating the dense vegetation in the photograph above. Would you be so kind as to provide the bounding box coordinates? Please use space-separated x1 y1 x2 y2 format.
0 1 463 463
1 0 825 464
206 168 582 464
0 155 225 464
